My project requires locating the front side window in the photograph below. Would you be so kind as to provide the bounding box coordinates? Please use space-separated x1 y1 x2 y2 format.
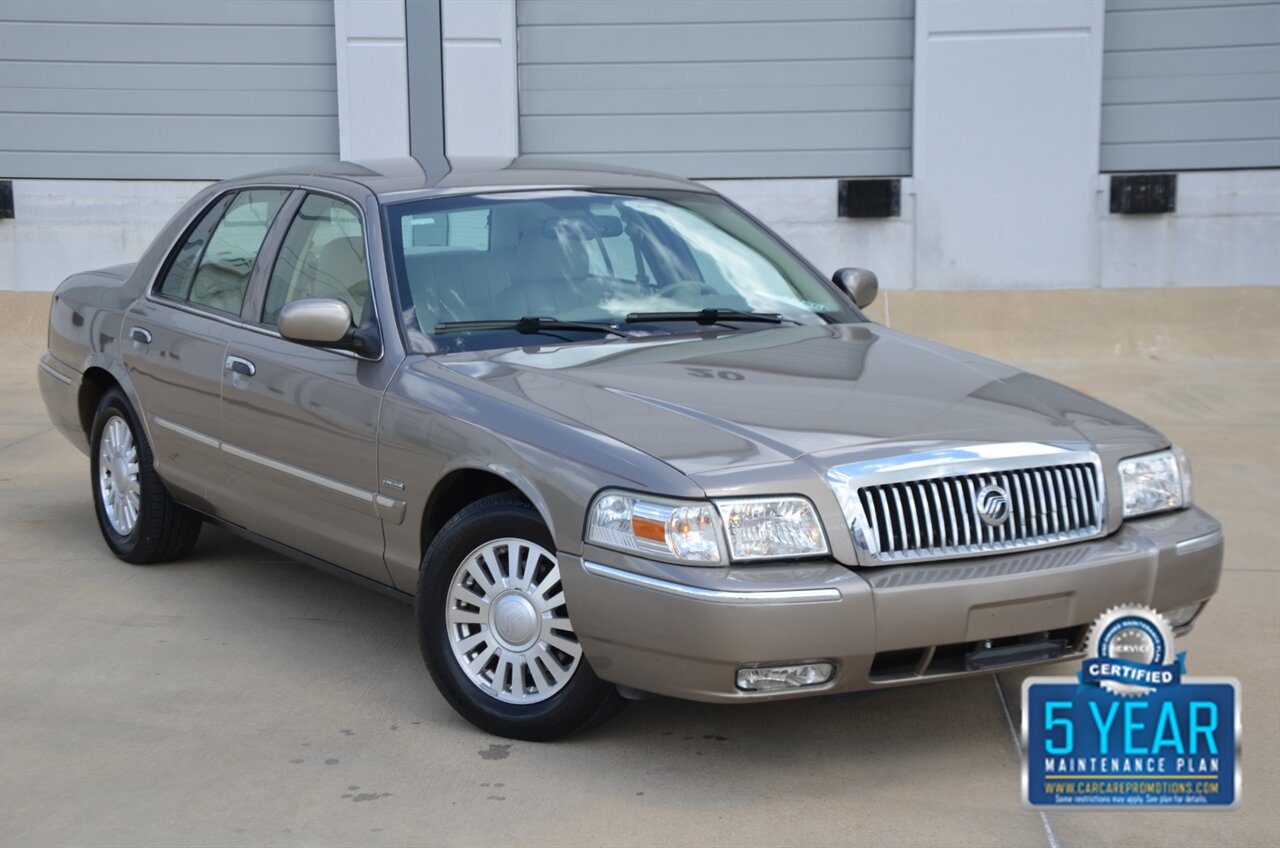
262 194 368 327
385 189 858 353
186 189 290 316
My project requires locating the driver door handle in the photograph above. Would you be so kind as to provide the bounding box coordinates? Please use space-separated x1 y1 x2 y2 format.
225 355 256 377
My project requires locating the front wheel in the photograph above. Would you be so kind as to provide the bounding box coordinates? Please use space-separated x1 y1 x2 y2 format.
417 494 625 740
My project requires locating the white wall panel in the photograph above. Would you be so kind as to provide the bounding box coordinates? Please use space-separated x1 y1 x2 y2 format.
913 0 1106 289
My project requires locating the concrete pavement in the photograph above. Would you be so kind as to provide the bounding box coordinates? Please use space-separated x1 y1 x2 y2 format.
2 291 1277 847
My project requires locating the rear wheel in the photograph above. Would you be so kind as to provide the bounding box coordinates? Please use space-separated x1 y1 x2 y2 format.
417 493 625 740
90 388 201 563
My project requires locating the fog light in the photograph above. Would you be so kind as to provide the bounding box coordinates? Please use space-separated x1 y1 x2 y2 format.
1162 602 1204 628
736 663 834 692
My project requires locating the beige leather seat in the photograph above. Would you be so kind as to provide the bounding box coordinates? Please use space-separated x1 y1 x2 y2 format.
404 251 516 327
263 236 369 326
493 226 605 317
188 259 249 315
311 236 369 319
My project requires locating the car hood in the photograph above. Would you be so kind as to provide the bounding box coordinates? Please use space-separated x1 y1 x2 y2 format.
433 323 1164 476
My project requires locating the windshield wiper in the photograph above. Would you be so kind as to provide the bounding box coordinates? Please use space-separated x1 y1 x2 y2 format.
434 316 632 338
623 308 789 325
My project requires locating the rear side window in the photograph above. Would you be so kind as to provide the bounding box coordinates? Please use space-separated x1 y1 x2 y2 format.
157 194 234 301
262 194 368 327
187 189 290 315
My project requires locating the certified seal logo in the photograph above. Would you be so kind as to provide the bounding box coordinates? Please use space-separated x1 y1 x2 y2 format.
1081 604 1183 696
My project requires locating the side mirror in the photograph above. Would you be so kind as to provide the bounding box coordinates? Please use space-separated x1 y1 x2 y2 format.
832 267 879 309
279 298 381 358
278 298 381 358
279 298 354 344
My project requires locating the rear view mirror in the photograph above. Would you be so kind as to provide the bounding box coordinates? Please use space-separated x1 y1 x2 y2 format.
832 267 879 309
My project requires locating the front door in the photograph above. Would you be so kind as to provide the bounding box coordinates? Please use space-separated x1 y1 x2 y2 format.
218 192 398 584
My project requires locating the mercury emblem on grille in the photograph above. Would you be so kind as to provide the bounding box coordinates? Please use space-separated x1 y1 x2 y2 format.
976 483 1011 526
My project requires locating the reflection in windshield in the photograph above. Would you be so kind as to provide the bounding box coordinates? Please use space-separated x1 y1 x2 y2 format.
625 200 816 321
385 189 860 353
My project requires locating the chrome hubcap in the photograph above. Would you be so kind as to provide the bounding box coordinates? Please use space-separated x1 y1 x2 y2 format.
445 538 582 704
98 415 141 536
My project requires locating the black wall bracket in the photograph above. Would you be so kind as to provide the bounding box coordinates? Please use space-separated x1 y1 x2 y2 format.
0 180 14 219
838 178 900 218
1110 173 1177 215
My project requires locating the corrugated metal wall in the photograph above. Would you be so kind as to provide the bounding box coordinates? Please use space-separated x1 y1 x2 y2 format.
515 0 915 179
0 0 339 180
1101 0 1280 171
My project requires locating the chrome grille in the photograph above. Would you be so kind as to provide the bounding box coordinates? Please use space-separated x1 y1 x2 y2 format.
855 462 1104 563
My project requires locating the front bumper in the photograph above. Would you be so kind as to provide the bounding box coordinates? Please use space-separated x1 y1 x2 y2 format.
562 506 1223 702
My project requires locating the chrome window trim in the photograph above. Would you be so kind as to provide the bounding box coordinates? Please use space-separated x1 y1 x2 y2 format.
826 442 1108 566
581 561 841 604
142 184 384 363
152 416 406 524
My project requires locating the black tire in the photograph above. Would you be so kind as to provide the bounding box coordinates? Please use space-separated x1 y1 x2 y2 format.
90 387 202 564
417 493 626 741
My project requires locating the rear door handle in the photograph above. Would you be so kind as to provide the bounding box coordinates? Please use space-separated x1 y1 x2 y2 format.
130 326 152 345
225 355 256 377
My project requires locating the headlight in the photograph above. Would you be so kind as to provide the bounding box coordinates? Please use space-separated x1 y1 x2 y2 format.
586 492 722 563
1120 447 1192 518
714 497 828 561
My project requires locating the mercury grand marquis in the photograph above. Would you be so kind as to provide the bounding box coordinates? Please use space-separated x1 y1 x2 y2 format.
38 157 1224 740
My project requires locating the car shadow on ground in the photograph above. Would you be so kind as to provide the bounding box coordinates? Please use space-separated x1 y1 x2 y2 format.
163 524 1030 774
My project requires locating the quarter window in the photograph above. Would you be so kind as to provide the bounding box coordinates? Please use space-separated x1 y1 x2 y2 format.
262 194 368 327
186 189 290 315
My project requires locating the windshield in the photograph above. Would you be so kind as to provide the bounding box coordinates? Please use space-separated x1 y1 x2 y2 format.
384 189 861 353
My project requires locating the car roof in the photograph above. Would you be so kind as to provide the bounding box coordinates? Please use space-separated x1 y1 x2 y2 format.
236 156 714 200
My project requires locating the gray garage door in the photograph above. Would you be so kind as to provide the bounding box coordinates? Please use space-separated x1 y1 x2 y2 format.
0 0 339 180
1101 0 1280 171
516 0 914 179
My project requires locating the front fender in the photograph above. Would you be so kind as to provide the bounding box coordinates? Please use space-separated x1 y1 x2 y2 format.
379 362 702 595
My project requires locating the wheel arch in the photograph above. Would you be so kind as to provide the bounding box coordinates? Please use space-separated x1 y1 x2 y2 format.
420 465 558 564
78 366 120 441
78 354 154 447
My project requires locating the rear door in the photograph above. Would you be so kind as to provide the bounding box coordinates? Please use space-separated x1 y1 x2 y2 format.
124 188 291 512
218 191 399 584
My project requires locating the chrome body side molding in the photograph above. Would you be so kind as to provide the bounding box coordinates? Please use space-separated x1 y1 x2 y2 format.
153 415 406 524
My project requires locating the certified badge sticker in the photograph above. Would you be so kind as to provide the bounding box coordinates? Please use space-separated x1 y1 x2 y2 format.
1082 605 1182 696
1022 605 1241 809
